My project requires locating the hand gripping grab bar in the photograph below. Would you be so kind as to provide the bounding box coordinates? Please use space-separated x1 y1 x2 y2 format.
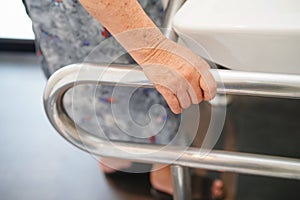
43 1 300 199
44 63 300 180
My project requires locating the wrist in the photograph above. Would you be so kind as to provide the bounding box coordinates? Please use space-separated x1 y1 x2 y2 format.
113 27 167 64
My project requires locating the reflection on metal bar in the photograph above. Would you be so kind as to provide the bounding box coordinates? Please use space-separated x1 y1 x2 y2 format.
44 63 300 180
214 70 300 99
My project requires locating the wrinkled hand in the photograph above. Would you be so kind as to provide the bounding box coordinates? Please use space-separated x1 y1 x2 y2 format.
133 38 217 114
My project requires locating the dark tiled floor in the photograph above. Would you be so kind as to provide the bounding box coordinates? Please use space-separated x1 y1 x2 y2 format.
0 52 152 200
0 52 300 200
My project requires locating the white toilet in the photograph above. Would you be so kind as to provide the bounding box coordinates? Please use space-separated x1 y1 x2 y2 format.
173 0 300 75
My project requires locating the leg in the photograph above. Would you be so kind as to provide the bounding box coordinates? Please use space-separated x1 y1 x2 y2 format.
150 164 225 199
99 157 132 174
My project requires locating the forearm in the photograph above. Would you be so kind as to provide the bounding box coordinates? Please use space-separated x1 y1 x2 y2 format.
79 0 166 61
79 0 217 113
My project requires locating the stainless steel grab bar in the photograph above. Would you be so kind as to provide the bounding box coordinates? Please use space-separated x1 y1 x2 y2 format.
42 0 300 199
45 63 300 99
44 62 300 180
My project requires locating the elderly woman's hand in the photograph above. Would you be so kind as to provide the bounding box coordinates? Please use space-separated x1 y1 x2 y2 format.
133 37 217 114
79 0 217 114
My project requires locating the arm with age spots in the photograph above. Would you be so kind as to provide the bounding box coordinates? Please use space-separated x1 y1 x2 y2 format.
79 0 217 114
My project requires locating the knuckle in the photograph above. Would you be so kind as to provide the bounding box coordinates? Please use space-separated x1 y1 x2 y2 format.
181 68 194 80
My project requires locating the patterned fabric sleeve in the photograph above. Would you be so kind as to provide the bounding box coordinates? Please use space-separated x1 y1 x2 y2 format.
23 0 165 77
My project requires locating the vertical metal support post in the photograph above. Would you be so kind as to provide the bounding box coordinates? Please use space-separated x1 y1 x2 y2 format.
162 1 192 199
162 0 186 41
171 165 192 200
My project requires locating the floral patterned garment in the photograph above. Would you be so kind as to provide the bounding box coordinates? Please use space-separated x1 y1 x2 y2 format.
24 0 181 144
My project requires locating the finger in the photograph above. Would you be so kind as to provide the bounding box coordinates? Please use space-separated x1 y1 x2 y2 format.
199 71 217 101
191 59 217 101
177 89 192 109
186 75 203 104
156 85 181 114
188 85 203 104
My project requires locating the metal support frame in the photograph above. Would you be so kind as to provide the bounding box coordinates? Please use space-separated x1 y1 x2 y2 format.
43 0 300 199
43 64 300 200
171 165 192 200
44 63 300 180
162 0 186 41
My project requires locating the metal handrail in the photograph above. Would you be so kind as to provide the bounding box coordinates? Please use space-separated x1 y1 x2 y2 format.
44 63 300 180
42 1 300 199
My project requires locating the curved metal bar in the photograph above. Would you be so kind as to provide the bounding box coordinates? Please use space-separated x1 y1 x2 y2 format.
162 0 186 41
44 63 300 180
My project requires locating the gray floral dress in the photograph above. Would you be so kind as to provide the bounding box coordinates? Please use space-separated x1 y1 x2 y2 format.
23 0 180 144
